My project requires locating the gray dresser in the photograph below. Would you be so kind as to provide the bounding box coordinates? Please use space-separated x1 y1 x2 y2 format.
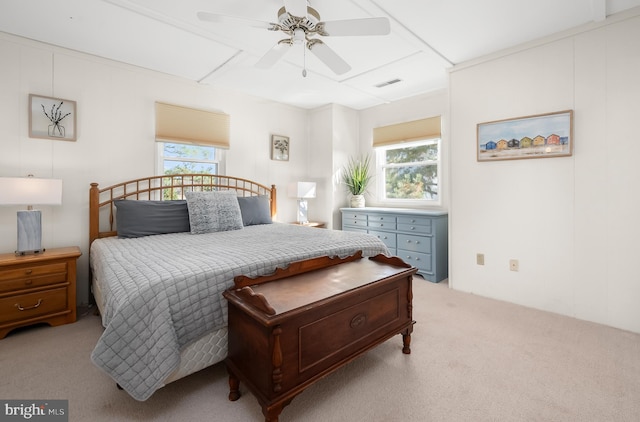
340 207 448 283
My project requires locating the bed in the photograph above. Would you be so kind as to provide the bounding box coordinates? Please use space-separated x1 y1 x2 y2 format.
88 174 389 401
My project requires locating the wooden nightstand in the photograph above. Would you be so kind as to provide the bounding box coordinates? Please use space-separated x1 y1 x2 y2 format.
289 221 326 228
0 246 82 339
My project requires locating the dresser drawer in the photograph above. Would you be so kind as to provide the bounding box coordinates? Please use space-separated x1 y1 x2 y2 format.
0 263 68 294
0 287 68 324
397 223 432 234
396 251 432 273
342 215 368 228
342 212 367 222
397 216 432 234
397 233 432 254
368 230 396 249
397 216 431 226
367 214 396 230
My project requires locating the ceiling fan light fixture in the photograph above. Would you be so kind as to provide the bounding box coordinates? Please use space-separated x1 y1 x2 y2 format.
293 28 306 44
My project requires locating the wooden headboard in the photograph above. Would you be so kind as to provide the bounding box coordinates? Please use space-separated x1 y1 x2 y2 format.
89 174 276 245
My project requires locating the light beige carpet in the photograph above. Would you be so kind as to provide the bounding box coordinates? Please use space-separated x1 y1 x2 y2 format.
1 279 639 422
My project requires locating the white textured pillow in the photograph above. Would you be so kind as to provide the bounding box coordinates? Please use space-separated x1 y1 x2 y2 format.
185 190 244 234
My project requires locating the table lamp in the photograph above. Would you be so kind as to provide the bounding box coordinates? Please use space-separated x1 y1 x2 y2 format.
288 182 316 224
0 176 63 255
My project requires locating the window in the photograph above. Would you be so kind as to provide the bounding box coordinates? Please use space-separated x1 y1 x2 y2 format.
157 142 225 175
376 138 440 203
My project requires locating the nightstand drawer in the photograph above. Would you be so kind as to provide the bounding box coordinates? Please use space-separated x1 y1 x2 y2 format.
0 264 68 294
0 287 68 324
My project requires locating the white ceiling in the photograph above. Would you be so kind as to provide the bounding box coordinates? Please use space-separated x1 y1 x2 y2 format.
1 0 639 110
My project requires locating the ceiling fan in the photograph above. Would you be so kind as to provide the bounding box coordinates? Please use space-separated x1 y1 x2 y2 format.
197 0 390 77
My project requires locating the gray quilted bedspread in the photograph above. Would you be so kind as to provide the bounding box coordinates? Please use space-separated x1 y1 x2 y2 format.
89 223 388 401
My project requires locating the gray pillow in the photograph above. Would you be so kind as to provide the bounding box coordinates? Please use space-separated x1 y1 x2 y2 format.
237 196 272 226
115 200 190 238
185 190 244 234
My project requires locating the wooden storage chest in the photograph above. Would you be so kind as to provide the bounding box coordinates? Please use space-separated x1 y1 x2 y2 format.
223 252 417 422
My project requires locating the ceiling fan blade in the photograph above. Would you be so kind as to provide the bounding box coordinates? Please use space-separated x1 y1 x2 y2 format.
308 41 351 75
319 17 390 36
197 11 274 30
255 42 292 69
283 0 308 17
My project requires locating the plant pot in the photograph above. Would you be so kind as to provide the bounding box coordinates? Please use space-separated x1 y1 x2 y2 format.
350 195 365 208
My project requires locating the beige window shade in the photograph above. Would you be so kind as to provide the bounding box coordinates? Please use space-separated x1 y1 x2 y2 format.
155 102 230 149
373 116 441 148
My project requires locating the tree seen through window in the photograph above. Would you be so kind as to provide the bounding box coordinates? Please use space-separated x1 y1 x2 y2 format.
379 140 439 201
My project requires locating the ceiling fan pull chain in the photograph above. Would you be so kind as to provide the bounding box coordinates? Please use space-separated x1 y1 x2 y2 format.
302 42 307 77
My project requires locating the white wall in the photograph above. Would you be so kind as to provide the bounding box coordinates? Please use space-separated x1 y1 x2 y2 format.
449 10 640 333
306 104 361 229
307 105 334 227
0 33 310 305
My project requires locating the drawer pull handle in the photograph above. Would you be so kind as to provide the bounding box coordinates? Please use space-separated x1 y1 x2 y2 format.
25 269 33 275
25 280 33 285
411 226 415 230
15 299 43 311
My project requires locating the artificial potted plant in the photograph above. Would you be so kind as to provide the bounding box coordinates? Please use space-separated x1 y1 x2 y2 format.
341 154 372 208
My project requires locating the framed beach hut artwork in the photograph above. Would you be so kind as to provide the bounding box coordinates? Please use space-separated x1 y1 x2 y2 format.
477 110 573 161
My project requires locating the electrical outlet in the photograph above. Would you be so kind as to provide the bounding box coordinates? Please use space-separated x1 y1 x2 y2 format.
509 259 519 272
476 253 485 265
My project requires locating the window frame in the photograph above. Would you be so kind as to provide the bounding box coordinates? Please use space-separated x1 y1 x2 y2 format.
374 138 442 206
156 141 226 176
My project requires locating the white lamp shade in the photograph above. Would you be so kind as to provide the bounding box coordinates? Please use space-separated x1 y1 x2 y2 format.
0 177 62 206
288 182 316 199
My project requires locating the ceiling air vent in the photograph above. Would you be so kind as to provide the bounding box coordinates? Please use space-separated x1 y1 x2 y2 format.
374 78 402 88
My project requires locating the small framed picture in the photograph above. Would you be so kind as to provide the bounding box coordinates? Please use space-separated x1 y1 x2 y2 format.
271 134 289 161
29 94 77 141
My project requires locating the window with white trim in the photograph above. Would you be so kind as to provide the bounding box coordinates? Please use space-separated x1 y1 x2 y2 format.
376 138 440 203
157 142 225 176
